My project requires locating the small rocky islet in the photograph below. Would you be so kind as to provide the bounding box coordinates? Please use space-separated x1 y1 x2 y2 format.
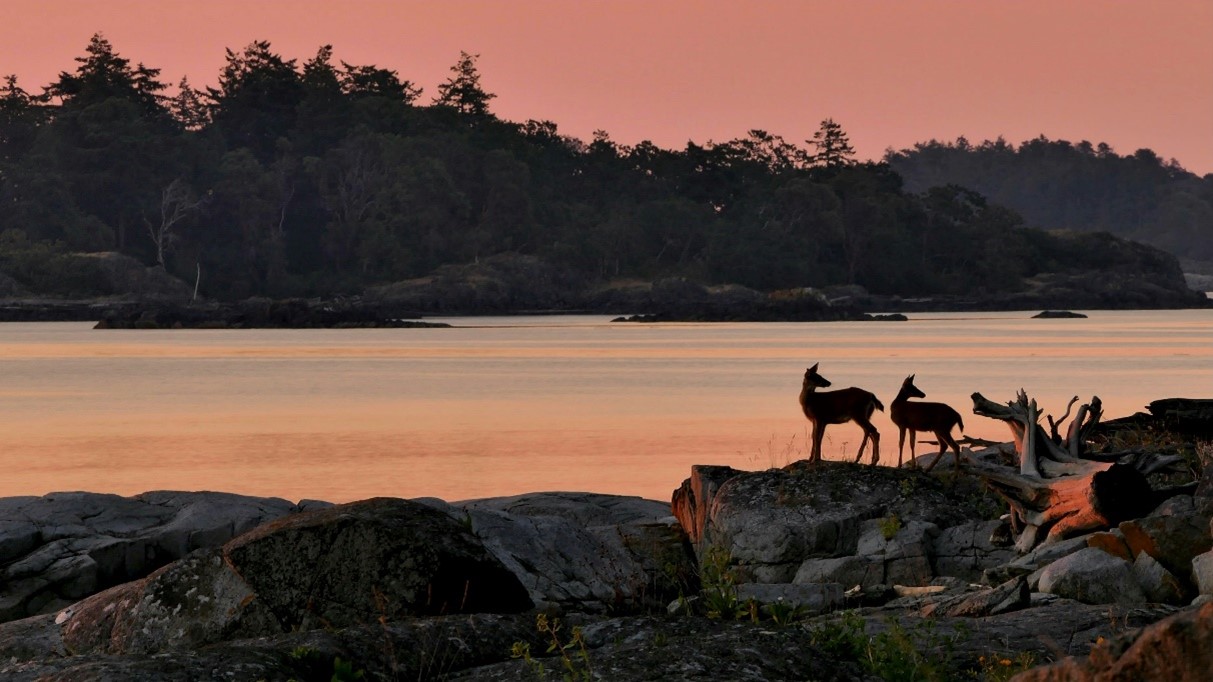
0 401 1211 680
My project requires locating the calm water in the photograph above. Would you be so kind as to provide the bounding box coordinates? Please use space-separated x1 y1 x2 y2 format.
1 310 1209 503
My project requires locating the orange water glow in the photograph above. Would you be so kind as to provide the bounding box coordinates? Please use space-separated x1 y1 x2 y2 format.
1 312 1210 503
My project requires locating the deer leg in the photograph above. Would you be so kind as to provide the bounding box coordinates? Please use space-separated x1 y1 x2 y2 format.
811 422 825 463
855 430 869 464
868 426 880 466
909 431 918 467
941 431 963 471
923 432 947 472
898 428 907 468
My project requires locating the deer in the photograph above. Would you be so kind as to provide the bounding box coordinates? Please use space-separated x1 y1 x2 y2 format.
798 363 884 466
889 374 965 472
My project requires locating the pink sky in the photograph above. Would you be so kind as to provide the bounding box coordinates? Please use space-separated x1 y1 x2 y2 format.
3 0 1211 173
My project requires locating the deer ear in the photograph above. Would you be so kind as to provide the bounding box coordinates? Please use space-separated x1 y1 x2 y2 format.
909 374 915 381
809 363 819 372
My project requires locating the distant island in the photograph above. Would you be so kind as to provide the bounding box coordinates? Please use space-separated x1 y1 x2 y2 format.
1 36 1210 320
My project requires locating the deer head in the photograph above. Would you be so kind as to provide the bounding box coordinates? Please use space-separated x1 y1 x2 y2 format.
901 374 926 399
804 363 832 389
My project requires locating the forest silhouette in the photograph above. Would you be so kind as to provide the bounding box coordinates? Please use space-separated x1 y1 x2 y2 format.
1 35 1208 302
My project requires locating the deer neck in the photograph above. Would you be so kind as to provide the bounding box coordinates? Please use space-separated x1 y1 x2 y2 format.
799 384 819 412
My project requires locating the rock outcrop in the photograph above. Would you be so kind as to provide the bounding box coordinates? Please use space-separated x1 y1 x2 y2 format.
93 297 449 329
673 460 1011 584
1016 601 1213 681
437 492 694 613
0 491 313 622
52 497 533 657
0 491 698 680
0 443 1209 680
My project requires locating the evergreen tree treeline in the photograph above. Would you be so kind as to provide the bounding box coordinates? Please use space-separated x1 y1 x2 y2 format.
0 35 1203 301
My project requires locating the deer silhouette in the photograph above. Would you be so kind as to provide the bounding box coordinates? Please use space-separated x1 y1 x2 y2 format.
799 363 884 465
890 374 965 471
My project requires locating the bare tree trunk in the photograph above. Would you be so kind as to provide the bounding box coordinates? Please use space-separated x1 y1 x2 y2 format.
968 392 1185 552
146 178 207 268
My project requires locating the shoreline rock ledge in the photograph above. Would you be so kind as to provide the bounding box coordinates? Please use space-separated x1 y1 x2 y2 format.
0 491 325 623
0 456 1210 680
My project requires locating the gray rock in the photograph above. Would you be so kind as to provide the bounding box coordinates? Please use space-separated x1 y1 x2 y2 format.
856 518 939 586
0 520 40 559
465 505 692 614
402 492 693 615
735 582 844 616
1131 551 1187 604
0 491 300 623
1119 506 1213 582
933 520 1018 581
59 547 262 655
920 576 1030 617
674 462 998 583
1148 493 1201 518
1193 549 1213 596
0 586 1186 682
793 555 881 589
460 491 670 527
1015 601 1213 681
0 612 65 662
983 535 1089 586
670 464 742 546
1037 547 1148 604
52 498 532 657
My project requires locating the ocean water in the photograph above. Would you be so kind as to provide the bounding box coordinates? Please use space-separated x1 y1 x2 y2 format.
1 309 1209 503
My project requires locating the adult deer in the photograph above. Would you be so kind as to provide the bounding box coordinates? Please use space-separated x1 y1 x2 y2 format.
889 374 964 471
798 363 884 465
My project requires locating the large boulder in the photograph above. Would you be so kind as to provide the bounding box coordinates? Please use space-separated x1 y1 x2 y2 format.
1037 547 1148 605
0 491 307 622
452 492 694 613
1117 497 1213 586
1131 552 1187 604
223 497 532 627
673 461 1004 583
49 497 531 657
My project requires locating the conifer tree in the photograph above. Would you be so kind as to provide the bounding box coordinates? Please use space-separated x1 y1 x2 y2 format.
809 118 856 168
433 51 495 116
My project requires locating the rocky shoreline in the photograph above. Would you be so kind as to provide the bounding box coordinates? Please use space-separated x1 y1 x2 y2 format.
1 253 1209 328
1 421 1210 679
0 287 1206 329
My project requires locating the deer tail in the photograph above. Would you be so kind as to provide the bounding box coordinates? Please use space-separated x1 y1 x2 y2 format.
872 395 885 412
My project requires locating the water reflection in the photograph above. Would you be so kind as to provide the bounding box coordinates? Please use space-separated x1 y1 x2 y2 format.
1 310 1209 502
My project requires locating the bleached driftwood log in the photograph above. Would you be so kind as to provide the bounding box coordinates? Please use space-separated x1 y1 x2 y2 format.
967 391 1186 553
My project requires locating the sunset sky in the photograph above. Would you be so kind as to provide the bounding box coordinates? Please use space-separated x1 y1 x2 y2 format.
2 0 1210 174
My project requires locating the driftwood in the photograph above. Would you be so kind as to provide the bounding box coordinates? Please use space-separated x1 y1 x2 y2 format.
967 391 1187 553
